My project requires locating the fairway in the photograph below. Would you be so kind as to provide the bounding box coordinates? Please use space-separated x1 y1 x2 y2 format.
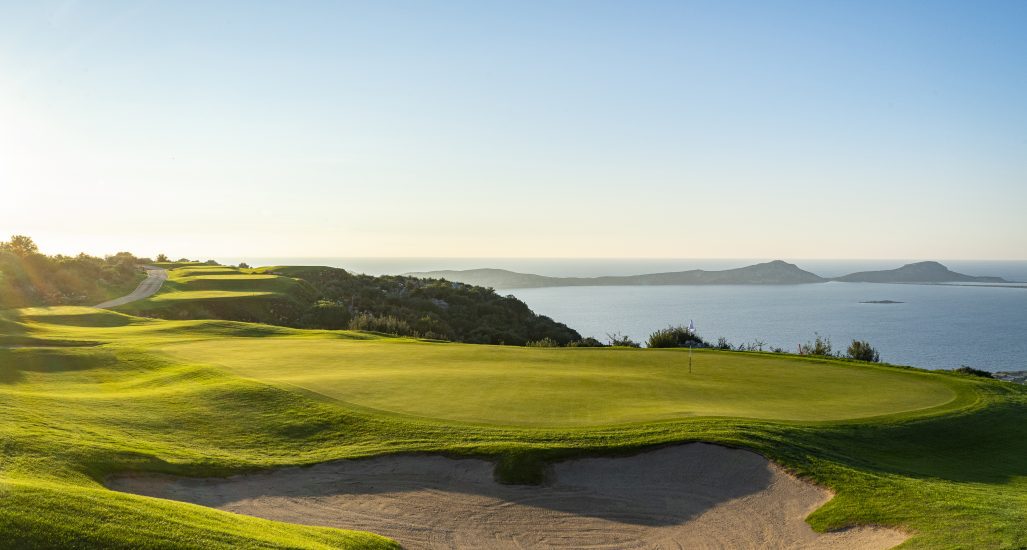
160 337 959 425
117 265 308 306
4 307 1026 548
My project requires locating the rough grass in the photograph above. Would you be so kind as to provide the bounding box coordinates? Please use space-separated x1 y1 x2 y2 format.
1 306 1025 548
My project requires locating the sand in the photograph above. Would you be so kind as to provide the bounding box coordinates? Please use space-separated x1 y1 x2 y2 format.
107 444 906 549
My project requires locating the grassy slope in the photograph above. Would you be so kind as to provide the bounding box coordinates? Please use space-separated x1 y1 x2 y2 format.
116 265 315 324
1 307 1025 548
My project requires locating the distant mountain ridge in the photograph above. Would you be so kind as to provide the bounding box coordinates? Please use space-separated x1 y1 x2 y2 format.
832 261 1007 284
406 260 1009 289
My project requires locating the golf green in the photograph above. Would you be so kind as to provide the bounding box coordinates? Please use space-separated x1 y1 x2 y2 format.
160 337 959 425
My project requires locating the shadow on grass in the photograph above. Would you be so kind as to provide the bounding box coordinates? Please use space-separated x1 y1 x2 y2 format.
795 397 1027 484
0 347 114 384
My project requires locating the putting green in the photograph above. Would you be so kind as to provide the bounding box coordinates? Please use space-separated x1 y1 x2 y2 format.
160 337 959 426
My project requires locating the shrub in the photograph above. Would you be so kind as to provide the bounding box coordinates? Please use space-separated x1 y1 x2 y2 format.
566 337 605 347
846 340 881 362
301 300 351 330
954 366 993 379
606 332 641 348
526 337 560 347
348 312 414 336
646 326 707 348
799 333 833 356
736 340 766 352
0 237 144 308
716 336 732 350
283 268 581 346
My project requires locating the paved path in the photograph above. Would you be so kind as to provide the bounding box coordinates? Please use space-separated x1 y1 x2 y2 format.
94 267 168 309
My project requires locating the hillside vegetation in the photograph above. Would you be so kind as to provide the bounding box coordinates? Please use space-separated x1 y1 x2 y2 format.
1 307 1025 548
118 264 581 345
0 236 145 308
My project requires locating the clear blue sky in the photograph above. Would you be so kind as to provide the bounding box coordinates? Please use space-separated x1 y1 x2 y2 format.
2 1 1025 259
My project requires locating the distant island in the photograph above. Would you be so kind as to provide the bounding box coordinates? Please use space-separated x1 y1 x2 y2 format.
406 260 1011 290
833 261 1007 284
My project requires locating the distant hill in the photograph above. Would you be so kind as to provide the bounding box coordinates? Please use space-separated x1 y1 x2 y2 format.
408 260 1011 289
832 261 1009 284
407 260 826 289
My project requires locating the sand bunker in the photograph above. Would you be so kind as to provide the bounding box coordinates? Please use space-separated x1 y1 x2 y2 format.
107 444 906 549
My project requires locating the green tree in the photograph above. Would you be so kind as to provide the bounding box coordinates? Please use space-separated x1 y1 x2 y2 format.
1 235 39 256
846 340 881 362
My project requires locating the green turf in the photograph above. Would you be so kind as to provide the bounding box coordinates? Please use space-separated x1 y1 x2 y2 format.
114 266 315 323
159 338 960 425
2 306 1025 549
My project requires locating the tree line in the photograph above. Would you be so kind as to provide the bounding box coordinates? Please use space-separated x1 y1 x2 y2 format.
0 235 147 308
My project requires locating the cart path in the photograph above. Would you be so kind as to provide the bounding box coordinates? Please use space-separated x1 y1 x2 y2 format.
94 267 168 309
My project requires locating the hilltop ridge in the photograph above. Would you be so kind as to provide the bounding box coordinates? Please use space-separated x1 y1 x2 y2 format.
832 261 1008 284
406 260 1009 289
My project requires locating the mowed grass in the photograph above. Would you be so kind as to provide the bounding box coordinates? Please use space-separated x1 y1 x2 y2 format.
2 306 1026 548
161 338 961 425
117 266 309 307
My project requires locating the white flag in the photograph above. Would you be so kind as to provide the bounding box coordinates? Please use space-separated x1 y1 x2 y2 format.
688 320 695 332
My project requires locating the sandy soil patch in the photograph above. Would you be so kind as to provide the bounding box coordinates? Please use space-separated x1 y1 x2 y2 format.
107 444 906 549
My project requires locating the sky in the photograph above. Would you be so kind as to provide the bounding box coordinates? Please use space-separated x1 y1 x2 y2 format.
1 1 1025 260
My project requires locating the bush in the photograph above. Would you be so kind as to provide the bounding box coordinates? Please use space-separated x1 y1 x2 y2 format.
301 300 351 329
0 236 145 308
954 366 993 379
646 325 707 348
282 267 581 346
606 332 641 348
799 333 833 356
736 340 766 352
846 340 881 362
348 312 414 336
526 337 560 347
566 337 605 347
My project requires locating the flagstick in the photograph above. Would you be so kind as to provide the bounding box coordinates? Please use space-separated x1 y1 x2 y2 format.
689 344 692 373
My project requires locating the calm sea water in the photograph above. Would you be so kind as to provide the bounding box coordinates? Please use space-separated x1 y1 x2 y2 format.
219 257 1027 372
502 283 1027 373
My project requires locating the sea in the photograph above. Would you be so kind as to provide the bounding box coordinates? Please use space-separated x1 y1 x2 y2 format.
219 257 1027 373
